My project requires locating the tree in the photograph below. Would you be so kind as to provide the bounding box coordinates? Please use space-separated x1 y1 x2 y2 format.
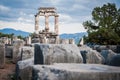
83 3 120 45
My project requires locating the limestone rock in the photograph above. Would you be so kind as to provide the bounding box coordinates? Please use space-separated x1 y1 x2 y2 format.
101 50 116 64
32 63 120 80
109 54 120 66
20 46 34 60
5 46 13 58
16 58 34 80
79 45 104 64
60 39 69 44
0 43 5 68
86 50 105 64
13 40 24 63
34 44 83 64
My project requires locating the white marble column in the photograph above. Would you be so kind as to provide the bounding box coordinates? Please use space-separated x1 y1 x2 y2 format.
45 16 49 32
55 15 59 35
35 15 39 34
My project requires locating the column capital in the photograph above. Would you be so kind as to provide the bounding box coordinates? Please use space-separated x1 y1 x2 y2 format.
55 15 59 17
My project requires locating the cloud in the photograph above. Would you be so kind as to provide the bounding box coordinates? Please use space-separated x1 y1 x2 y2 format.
0 5 10 12
59 22 86 34
72 4 89 10
59 14 73 23
0 20 34 33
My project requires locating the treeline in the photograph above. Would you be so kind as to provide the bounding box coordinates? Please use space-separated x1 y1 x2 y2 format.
0 32 24 39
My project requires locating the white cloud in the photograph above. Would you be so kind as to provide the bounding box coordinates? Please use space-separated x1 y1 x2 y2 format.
59 14 73 23
0 5 10 12
59 22 86 34
17 17 33 23
72 4 89 10
0 20 86 34
0 20 34 33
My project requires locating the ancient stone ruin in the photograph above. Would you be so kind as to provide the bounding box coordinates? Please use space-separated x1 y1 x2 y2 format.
32 7 59 44
0 7 120 80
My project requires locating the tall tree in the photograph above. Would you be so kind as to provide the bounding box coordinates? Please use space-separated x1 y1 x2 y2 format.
83 3 120 45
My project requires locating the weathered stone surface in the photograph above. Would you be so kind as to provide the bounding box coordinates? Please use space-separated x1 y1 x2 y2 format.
116 45 120 53
32 63 120 80
109 54 120 66
60 39 69 44
0 43 5 68
79 45 92 51
86 50 105 64
20 46 34 60
16 58 34 80
34 44 83 64
69 39 75 44
79 45 104 64
101 50 116 64
13 40 24 63
5 46 13 58
93 45 108 52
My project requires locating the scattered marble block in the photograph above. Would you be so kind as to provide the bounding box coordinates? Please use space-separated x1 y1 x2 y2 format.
16 58 34 80
34 44 83 64
101 49 116 64
13 40 24 63
20 46 34 60
0 43 5 69
109 54 120 66
79 46 104 64
5 46 13 58
32 63 120 80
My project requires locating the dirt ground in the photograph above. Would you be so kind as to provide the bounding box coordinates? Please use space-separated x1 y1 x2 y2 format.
0 58 16 80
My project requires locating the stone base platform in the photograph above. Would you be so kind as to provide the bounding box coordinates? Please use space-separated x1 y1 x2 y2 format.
33 64 120 80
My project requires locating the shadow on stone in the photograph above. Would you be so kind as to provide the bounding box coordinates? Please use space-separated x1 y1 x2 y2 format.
34 44 44 64
109 54 120 66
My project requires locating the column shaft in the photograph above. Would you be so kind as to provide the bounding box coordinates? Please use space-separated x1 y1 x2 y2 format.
35 15 39 34
55 15 59 35
45 16 49 32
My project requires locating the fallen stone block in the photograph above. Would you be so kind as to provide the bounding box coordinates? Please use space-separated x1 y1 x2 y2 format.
16 58 34 80
34 44 83 64
109 54 120 66
79 46 104 64
101 49 116 64
5 46 13 58
0 43 5 69
32 63 120 80
20 46 34 60
13 40 24 63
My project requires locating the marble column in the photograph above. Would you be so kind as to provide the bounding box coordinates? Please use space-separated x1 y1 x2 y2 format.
35 15 39 34
45 16 49 32
55 15 59 35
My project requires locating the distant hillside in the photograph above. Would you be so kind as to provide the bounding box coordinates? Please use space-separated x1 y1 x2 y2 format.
0 28 30 37
0 28 87 43
60 32 87 44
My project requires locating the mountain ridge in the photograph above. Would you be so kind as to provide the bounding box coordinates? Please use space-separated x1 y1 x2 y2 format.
0 28 87 43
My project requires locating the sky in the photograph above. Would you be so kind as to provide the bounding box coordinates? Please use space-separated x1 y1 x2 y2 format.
0 0 120 34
